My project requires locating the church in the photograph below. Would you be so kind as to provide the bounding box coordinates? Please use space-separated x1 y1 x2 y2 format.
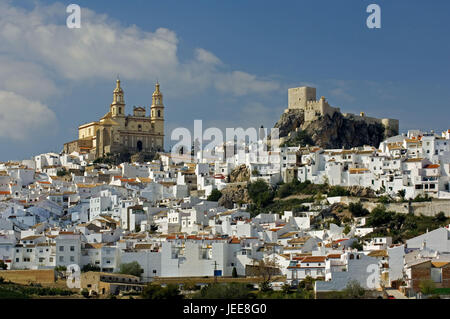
63 79 165 160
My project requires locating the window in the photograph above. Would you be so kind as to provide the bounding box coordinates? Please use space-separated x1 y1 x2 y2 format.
70 246 75 252
59 246 64 252
59 256 64 262
70 256 75 262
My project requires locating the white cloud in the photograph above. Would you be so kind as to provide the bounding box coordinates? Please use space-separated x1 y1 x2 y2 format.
215 71 280 96
0 56 58 101
0 90 56 140
195 48 222 66
0 1 279 97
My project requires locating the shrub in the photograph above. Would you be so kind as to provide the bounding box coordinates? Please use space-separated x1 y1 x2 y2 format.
119 261 143 277
419 279 436 295
351 240 363 251
248 179 274 208
207 189 222 202
81 288 90 298
81 264 101 272
141 284 183 300
367 205 395 227
413 194 432 202
378 196 391 204
327 186 349 197
54 265 67 272
434 212 447 223
343 225 351 235
0 261 7 270
193 283 252 299
343 280 365 299
348 202 369 217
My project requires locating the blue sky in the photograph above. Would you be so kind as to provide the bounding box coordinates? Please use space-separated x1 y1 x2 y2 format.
0 0 449 161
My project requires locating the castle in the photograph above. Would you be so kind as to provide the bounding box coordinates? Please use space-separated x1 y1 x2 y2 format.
285 86 399 136
63 79 165 159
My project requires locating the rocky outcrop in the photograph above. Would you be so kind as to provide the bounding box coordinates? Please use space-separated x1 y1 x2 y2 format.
229 164 250 183
274 109 304 138
274 110 389 149
218 184 250 209
346 185 377 198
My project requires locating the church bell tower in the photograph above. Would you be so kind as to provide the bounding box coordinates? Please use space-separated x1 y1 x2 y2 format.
111 78 125 117
150 81 165 140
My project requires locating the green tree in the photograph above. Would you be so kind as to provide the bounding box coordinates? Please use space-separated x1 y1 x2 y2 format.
81 263 101 272
119 261 143 277
348 202 369 217
367 205 395 227
141 284 183 300
193 283 252 299
351 240 363 251
377 196 391 204
57 168 68 177
397 189 406 201
298 276 315 291
343 225 351 235
277 183 293 198
419 279 436 295
0 261 7 270
207 189 222 202
248 179 274 208
434 212 447 223
232 267 238 278
343 280 365 299
327 186 349 197
81 288 90 298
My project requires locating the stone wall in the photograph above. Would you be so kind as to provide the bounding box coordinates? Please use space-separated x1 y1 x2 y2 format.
0 269 56 285
361 199 450 217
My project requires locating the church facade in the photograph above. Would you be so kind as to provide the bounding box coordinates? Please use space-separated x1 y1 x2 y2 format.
63 79 165 159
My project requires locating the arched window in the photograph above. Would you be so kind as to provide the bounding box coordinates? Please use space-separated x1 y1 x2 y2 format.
137 141 143 152
138 124 142 131
349 254 354 260
157 110 161 117
119 107 122 114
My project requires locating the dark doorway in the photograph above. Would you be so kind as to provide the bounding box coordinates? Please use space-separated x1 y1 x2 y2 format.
137 140 143 152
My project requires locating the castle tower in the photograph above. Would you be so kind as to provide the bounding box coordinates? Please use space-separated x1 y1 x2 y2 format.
288 86 316 109
110 78 125 117
151 81 164 137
